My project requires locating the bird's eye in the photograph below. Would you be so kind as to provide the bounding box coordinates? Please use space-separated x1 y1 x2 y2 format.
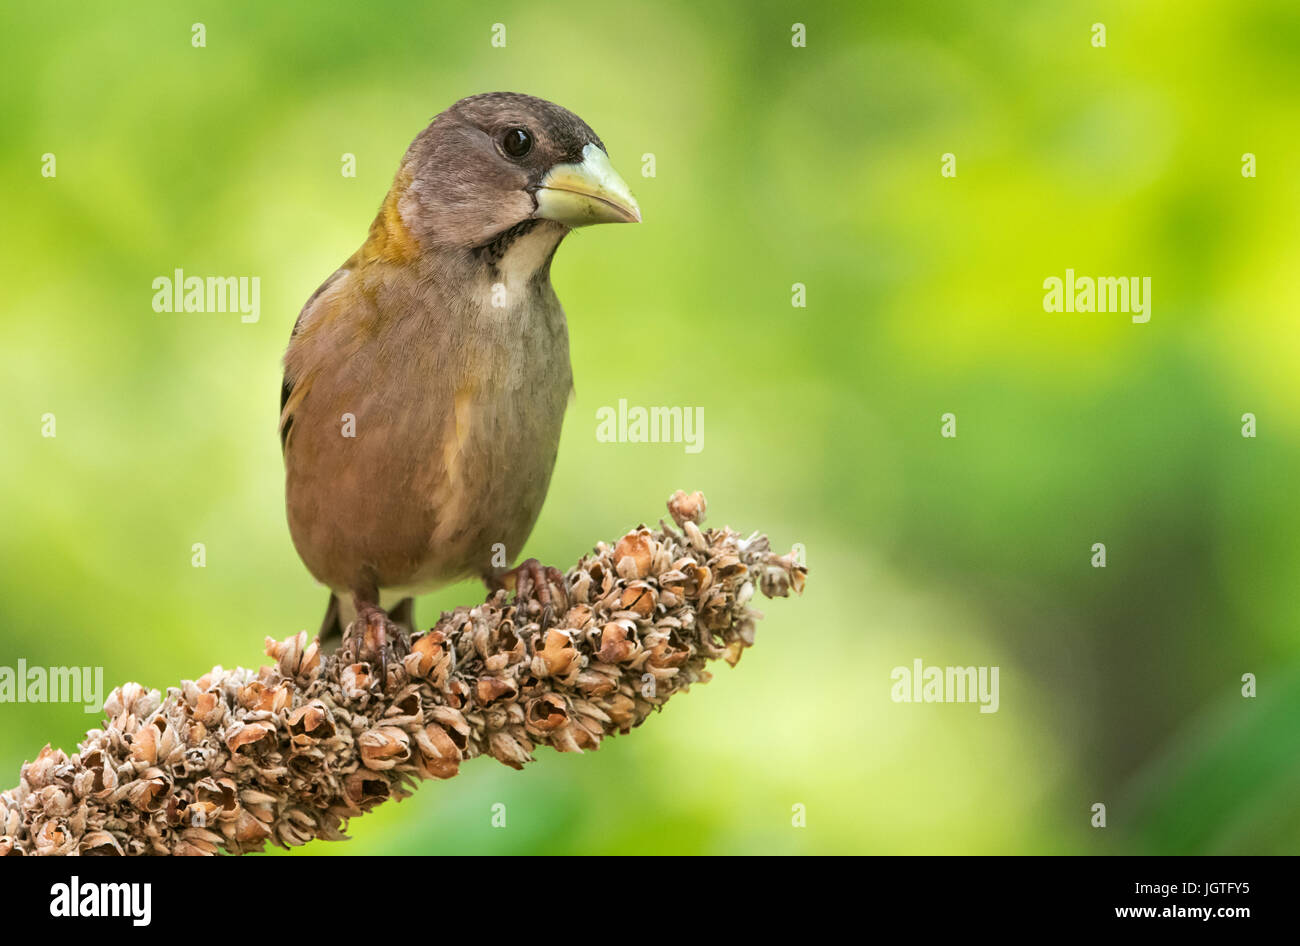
501 127 533 158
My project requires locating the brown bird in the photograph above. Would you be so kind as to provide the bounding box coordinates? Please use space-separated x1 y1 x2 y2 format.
280 92 640 676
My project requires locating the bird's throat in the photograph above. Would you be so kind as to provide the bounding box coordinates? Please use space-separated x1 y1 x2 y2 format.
476 219 567 292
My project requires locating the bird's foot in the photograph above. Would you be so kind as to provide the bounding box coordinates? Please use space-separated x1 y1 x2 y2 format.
489 558 568 628
342 605 411 692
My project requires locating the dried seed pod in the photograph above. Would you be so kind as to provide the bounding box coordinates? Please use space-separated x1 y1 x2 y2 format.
126 769 170 813
105 683 160 722
224 722 274 755
620 581 658 618
597 621 640 664
700 592 732 631
489 731 534 770
129 721 160 766
524 694 569 734
415 721 463 776
265 632 321 682
195 777 237 815
191 690 226 727
667 489 707 527
227 808 271 845
549 724 583 754
561 604 595 629
713 554 747 581
35 819 76 855
339 663 374 699
414 749 459 780
358 727 412 771
405 629 454 685
723 640 746 667
646 639 690 672
343 771 390 810
736 581 754 607
534 628 581 678
613 528 656 578
604 693 638 733
575 665 619 697
79 830 123 856
286 700 335 747
569 568 593 604
683 519 706 552
476 676 518 704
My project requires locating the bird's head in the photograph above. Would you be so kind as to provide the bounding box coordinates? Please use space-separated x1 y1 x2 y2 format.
398 92 641 253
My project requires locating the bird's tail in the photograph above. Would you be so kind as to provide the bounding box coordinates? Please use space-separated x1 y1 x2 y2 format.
317 592 346 648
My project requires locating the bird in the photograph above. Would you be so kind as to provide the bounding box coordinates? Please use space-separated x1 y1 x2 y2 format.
279 92 641 678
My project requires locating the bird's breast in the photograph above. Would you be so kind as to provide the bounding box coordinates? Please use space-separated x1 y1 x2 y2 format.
415 276 573 581
283 246 574 595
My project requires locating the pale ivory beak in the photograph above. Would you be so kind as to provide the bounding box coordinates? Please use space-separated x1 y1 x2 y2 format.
534 143 642 226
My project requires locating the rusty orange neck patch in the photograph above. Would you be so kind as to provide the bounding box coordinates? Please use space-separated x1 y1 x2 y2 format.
360 167 420 264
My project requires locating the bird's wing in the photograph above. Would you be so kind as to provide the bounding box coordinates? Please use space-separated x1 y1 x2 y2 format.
279 372 311 453
279 268 347 453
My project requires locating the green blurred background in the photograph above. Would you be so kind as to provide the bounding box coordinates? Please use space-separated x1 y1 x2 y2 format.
2 0 1298 854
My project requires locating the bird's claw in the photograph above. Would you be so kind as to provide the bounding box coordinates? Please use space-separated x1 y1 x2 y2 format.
343 606 411 692
493 558 568 628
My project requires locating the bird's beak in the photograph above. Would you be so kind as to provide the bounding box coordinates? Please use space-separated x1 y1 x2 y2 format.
534 143 642 226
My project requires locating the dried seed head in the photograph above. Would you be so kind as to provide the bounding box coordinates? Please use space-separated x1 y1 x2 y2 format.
0 491 806 856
